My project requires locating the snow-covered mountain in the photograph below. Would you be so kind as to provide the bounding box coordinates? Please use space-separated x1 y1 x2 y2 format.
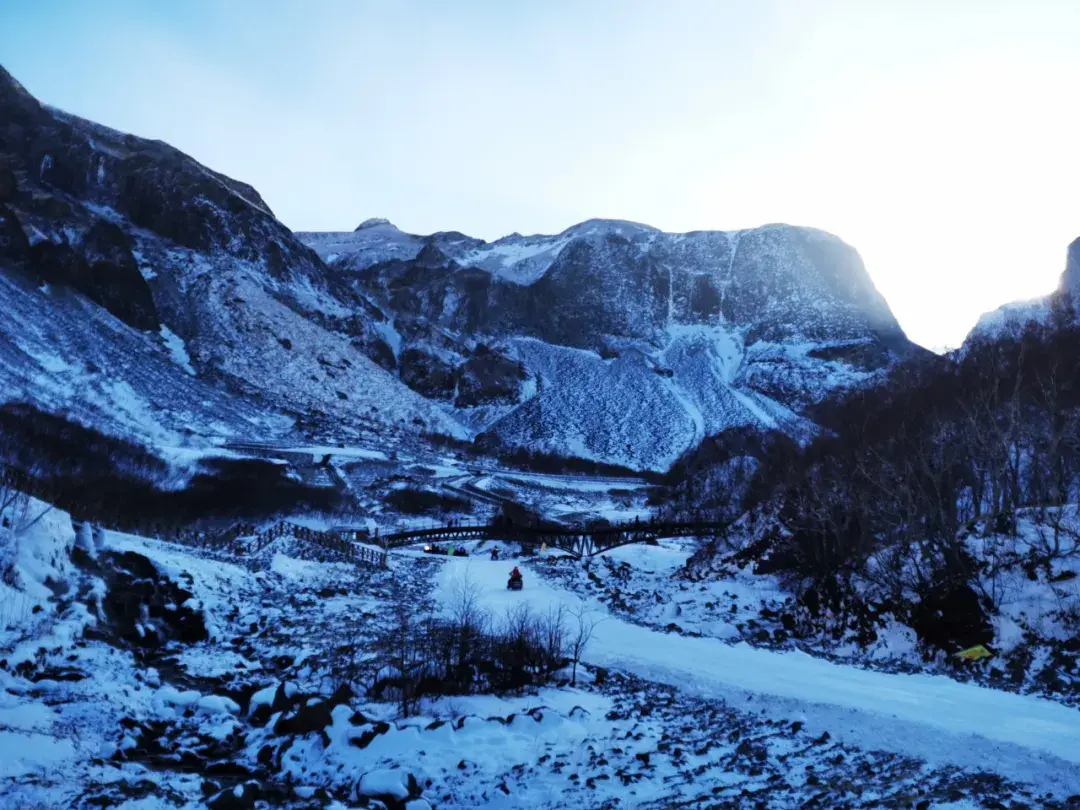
300 219 916 470
965 236 1080 345
0 60 914 471
0 65 463 454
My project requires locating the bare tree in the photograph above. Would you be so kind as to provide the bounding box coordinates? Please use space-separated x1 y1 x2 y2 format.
371 588 425 718
539 603 568 669
0 463 54 587
568 601 600 686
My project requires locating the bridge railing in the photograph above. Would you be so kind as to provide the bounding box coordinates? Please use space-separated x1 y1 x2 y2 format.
369 518 729 557
157 520 389 569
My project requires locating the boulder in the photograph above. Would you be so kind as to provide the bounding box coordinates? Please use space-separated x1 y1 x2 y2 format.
100 551 208 647
454 345 527 408
207 781 260 810
273 683 353 736
357 768 421 810
399 348 455 400
909 580 992 654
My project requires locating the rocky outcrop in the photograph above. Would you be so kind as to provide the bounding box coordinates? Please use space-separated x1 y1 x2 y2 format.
399 348 456 400
1059 236 1080 297
0 63 464 448
303 219 913 469
98 551 208 647
26 220 160 330
454 345 527 408
321 220 906 355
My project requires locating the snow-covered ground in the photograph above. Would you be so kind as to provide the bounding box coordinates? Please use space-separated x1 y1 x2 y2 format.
2 505 1078 808
432 550 1080 793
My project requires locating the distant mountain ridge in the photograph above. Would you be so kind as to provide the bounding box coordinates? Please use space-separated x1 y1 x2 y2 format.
0 61 917 471
299 218 916 469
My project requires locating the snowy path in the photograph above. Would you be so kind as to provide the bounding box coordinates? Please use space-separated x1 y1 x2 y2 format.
431 553 1080 793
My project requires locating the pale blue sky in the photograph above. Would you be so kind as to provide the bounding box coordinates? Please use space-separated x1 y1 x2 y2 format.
3 0 1080 348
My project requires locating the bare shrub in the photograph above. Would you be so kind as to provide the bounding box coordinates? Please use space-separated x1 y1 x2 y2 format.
369 578 572 716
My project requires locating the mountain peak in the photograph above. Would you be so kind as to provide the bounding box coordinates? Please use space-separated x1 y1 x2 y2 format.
355 217 397 232
559 218 661 239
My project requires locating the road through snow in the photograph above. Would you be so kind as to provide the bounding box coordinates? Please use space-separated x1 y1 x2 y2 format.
429 551 1080 795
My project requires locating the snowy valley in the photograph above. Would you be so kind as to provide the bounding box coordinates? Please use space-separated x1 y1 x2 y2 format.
1 57 1080 810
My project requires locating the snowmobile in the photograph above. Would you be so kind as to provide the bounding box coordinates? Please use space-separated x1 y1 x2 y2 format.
507 567 523 591
490 547 500 561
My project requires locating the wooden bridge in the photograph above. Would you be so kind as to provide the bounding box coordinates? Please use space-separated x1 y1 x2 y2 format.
337 518 728 558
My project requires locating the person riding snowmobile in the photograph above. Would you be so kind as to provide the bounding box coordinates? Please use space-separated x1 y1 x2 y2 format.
490 546 500 560
507 566 523 590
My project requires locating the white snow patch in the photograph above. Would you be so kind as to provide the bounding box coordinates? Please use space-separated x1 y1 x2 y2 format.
159 325 196 375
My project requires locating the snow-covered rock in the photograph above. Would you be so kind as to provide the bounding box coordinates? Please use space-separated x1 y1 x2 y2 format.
302 219 915 469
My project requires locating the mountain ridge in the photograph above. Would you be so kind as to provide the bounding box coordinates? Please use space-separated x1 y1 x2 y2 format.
0 61 916 471
0 63 464 456
299 216 916 469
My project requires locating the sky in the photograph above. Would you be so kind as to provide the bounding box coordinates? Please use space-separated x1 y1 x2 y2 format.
3 0 1080 349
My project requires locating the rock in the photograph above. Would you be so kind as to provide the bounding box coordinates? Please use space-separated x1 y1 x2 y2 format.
269 681 299 714
80 220 159 330
273 699 332 736
909 579 992 653
274 683 353 737
207 781 260 810
453 345 527 408
26 226 159 331
350 721 391 750
357 768 418 810
99 551 208 647
0 166 16 201
399 348 456 400
0 204 30 265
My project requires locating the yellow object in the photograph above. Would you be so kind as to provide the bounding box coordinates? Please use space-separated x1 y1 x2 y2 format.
541 542 547 552
954 645 992 661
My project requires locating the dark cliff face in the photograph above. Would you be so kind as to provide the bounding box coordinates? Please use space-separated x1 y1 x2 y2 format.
0 64 327 307
302 219 913 470
0 61 917 468
0 64 463 446
343 221 908 357
1059 237 1080 298
965 236 1080 347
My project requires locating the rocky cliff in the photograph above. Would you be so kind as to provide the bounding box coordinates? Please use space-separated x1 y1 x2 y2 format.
0 65 462 454
301 218 914 469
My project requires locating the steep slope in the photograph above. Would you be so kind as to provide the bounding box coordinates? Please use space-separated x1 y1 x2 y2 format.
0 65 463 453
300 219 914 470
964 236 1080 346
